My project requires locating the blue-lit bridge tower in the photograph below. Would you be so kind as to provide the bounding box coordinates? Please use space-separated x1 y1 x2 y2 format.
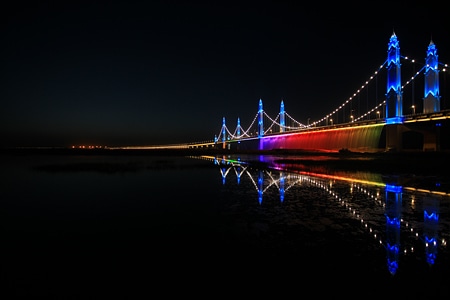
258 98 264 137
386 32 403 123
423 40 440 113
385 33 443 151
280 100 285 133
385 32 404 151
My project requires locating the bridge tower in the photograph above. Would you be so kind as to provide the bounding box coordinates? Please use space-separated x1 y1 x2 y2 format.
385 32 404 151
221 117 227 149
385 32 403 123
280 100 285 133
236 117 241 142
423 39 440 113
258 99 264 137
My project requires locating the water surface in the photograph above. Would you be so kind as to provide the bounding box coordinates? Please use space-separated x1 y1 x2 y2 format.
1 153 449 297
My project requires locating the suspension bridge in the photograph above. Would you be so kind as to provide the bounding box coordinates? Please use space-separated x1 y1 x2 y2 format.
117 32 449 153
202 32 449 153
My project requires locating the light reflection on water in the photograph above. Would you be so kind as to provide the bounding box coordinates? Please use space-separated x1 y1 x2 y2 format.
1 153 450 297
199 154 450 293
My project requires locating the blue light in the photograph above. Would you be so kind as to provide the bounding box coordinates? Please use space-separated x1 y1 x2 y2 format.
280 175 285 202
237 117 241 139
258 99 264 138
425 236 437 244
258 170 264 204
386 215 401 227
387 259 399 275
386 241 399 275
222 117 226 143
386 184 402 193
426 252 436 265
386 32 403 119
385 116 404 124
424 210 439 221
387 243 399 253
424 41 440 99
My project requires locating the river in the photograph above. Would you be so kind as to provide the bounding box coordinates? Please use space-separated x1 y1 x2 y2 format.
1 151 449 298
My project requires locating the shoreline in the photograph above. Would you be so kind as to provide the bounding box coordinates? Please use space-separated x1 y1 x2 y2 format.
1 147 448 173
2 147 449 187
1 146 449 157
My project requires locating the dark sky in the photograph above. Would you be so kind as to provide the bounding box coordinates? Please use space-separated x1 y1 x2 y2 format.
1 1 449 147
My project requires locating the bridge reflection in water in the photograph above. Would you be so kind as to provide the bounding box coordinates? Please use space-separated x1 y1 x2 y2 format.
197 154 449 278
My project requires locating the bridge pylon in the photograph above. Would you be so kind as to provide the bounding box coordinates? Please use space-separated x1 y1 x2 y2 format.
385 31 403 124
258 99 264 137
385 32 404 151
423 40 440 113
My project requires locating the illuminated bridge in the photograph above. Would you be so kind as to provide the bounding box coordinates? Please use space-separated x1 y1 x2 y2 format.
205 32 450 153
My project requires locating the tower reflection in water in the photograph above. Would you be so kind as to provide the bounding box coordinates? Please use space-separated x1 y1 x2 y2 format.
206 154 448 277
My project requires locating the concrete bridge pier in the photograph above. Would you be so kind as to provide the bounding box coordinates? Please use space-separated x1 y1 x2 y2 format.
386 123 441 152
423 130 439 151
417 126 440 152
386 124 405 152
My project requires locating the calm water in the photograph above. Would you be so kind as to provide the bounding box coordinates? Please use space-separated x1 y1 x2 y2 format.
1 153 450 298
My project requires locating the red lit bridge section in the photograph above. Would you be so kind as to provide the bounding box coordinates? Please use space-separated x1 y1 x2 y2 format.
260 122 385 153
216 111 450 153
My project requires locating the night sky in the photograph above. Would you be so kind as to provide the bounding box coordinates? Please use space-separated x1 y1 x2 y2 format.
1 1 449 147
